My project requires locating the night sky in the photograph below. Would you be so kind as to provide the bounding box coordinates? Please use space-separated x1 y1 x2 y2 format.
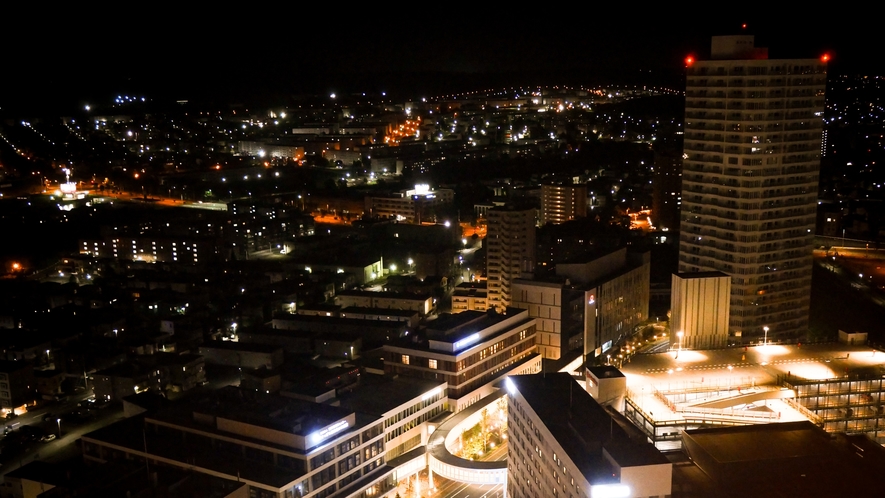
3 13 882 113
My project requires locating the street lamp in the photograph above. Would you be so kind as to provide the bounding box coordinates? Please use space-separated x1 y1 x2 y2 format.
57 418 61 437
763 326 769 346
676 331 684 359
727 365 734 390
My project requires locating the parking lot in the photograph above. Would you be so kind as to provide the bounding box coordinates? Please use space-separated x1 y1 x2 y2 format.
620 342 885 423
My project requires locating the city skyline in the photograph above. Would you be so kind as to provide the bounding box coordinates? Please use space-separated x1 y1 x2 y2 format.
1 22 885 496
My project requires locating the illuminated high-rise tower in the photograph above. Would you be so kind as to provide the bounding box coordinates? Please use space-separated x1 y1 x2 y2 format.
539 184 587 226
679 35 827 342
486 206 536 312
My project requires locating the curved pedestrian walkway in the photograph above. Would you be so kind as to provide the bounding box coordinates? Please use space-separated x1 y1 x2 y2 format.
427 391 507 485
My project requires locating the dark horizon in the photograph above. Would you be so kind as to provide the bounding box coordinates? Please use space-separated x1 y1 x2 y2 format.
4 15 881 115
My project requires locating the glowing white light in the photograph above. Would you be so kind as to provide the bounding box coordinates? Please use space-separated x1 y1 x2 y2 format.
422 387 442 400
591 485 631 498
453 333 480 351
310 420 349 445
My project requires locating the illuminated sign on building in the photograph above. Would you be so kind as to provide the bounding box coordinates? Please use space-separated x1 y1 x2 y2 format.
453 333 480 351
406 184 435 198
309 420 349 446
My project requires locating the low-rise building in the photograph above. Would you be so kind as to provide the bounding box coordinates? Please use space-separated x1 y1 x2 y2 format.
365 184 454 224
339 307 421 329
199 341 285 370
82 386 394 498
81 376 449 498
92 362 161 402
92 354 205 401
79 236 218 264
337 376 447 461
335 291 432 316
0 360 35 412
681 421 885 496
384 309 541 412
451 282 489 313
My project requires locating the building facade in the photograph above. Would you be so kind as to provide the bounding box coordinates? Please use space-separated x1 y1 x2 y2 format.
506 374 672 498
670 272 731 349
364 185 454 223
540 184 587 226
0 361 35 412
511 279 585 360
486 207 536 312
679 35 826 342
81 386 406 498
451 282 489 313
383 309 541 412
652 146 682 231
553 249 650 360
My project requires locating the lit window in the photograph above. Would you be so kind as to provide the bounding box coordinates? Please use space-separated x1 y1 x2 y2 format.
402 355 410 365
429 359 438 369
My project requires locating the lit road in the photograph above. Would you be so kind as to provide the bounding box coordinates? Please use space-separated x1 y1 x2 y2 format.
0 394 125 476
2 392 91 434
36 187 228 211
432 477 505 498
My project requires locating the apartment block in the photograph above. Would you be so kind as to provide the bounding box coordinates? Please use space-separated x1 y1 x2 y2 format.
679 35 826 341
